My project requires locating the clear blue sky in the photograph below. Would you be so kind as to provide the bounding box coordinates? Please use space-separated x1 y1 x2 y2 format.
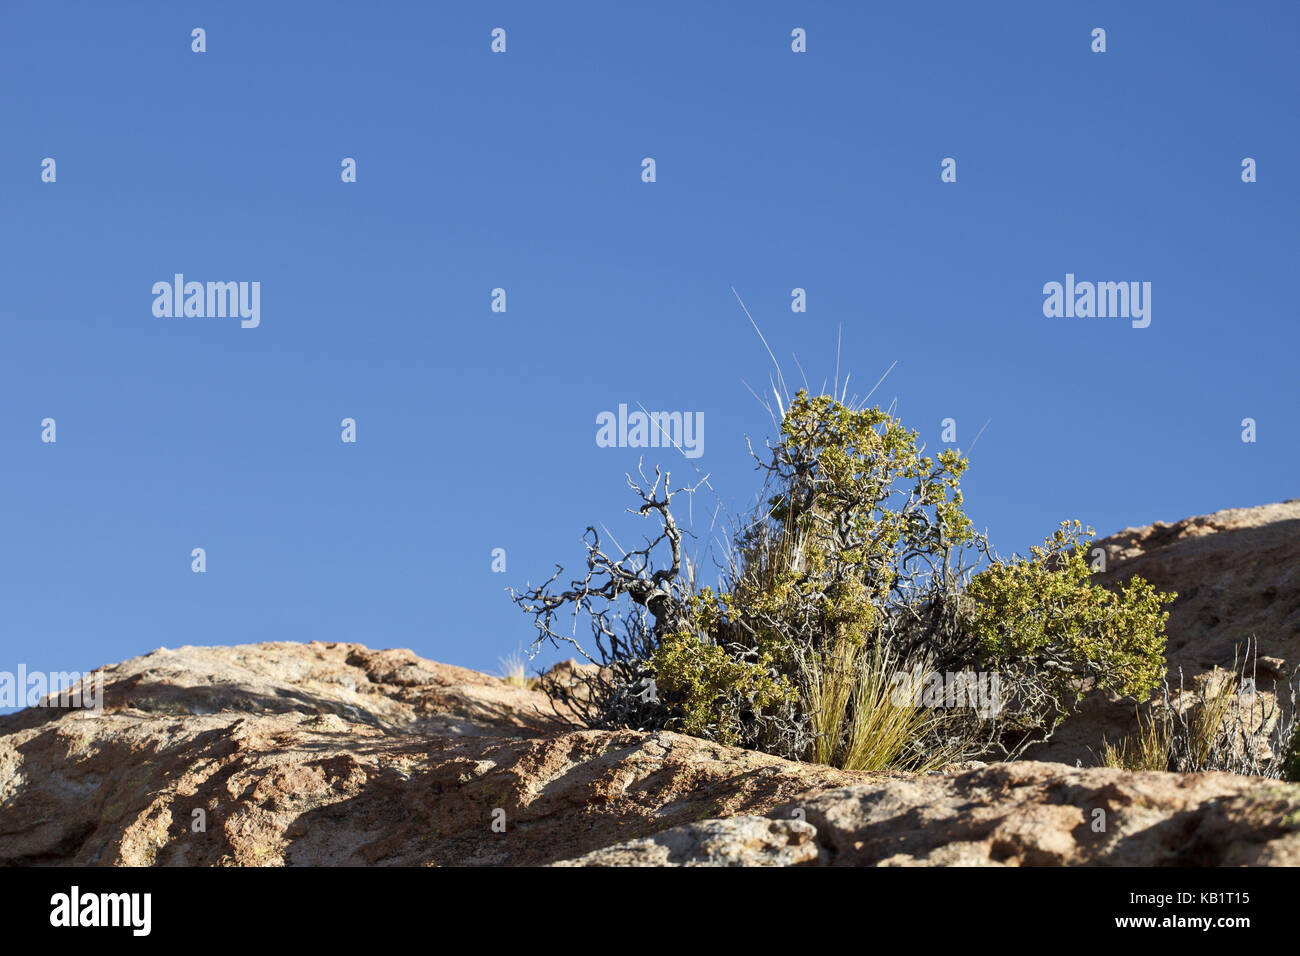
2 1 1296 691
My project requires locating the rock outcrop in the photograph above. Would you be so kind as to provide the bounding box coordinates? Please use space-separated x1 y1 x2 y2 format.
2 501 1297 865
0 643 858 866
3 636 1298 866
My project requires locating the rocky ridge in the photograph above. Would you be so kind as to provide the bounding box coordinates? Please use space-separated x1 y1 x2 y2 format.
2 501 1298 866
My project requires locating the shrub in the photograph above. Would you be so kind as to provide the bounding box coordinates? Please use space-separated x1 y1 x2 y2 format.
652 627 796 745
512 389 1174 769
963 522 1172 745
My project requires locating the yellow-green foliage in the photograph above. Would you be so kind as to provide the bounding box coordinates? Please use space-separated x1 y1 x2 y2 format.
965 521 1172 706
693 391 990 766
665 393 1171 767
519 386 1177 771
726 392 972 662
768 391 973 575
652 630 795 745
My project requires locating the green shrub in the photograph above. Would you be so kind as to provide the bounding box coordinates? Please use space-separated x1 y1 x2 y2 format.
513 388 1175 768
964 521 1172 739
652 628 795 746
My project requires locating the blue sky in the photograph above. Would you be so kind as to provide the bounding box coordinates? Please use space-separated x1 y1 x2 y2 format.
2 1 1296 692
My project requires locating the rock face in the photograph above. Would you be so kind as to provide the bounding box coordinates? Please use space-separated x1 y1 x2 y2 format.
1026 500 1300 766
566 764 1300 866
2 637 1299 866
0 643 858 866
1095 500 1300 675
